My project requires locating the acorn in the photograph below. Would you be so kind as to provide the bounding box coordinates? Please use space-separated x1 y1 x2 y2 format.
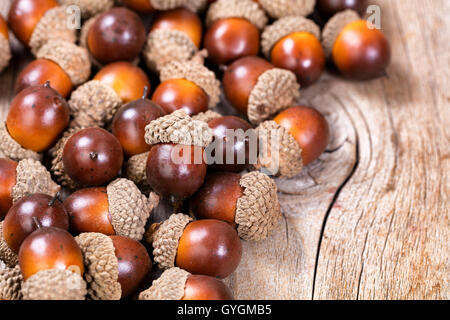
3 193 69 253
139 267 234 300
64 178 159 240
93 62 151 103
144 110 212 200
0 265 23 300
316 0 368 19
143 7 203 73
1 82 70 159
0 158 60 220
256 105 329 177
256 0 316 19
75 232 152 299
223 56 300 125
121 0 154 14
21 269 87 300
261 17 325 87
112 88 166 157
153 53 221 115
322 10 391 79
204 0 268 66
19 226 85 281
62 128 123 187
83 8 146 65
8 0 77 54
58 0 114 19
16 40 91 98
190 171 281 241
126 110 214 190
0 15 11 73
149 214 242 278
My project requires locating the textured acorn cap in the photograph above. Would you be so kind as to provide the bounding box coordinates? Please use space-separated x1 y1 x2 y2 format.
22 269 87 300
0 222 18 268
0 122 42 162
0 34 11 73
149 0 207 12
206 0 268 30
0 265 22 300
235 171 281 241
36 40 91 86
191 110 222 123
59 0 114 19
256 120 303 178
79 14 97 49
261 16 321 58
258 0 316 19
68 80 123 128
248 69 300 125
143 29 198 74
29 6 77 55
150 214 192 269
107 178 157 241
125 151 149 190
145 110 213 148
160 57 221 108
139 267 189 300
322 10 361 57
75 232 121 300
49 128 83 189
12 158 61 203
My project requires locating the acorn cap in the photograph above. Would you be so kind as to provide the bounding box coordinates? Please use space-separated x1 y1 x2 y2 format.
12 159 61 203
139 267 189 300
261 16 321 58
0 265 22 300
206 0 268 30
29 6 77 55
22 269 87 300
143 29 198 73
160 57 221 108
150 214 192 269
125 151 150 190
50 128 84 189
248 69 300 125
191 110 222 123
0 122 42 162
0 222 18 268
68 80 123 128
235 171 281 241
59 0 114 19
107 178 157 241
258 0 316 19
0 33 11 73
149 0 207 12
145 110 213 148
75 232 121 300
256 120 303 178
322 10 361 57
36 40 91 86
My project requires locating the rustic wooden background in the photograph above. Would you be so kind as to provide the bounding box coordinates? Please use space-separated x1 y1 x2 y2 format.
0 0 448 300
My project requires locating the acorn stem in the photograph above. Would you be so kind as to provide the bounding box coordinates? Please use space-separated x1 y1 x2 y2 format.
48 192 61 206
44 80 51 88
90 151 98 160
142 86 149 99
32 217 42 229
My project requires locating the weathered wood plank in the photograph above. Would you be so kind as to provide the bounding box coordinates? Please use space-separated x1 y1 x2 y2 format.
313 0 449 300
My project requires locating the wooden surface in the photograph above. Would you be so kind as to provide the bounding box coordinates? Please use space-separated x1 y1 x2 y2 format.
0 0 448 300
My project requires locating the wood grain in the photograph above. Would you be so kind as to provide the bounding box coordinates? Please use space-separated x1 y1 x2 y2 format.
0 0 448 300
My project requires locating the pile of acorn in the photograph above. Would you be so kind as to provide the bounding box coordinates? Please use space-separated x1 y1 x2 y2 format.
0 0 390 300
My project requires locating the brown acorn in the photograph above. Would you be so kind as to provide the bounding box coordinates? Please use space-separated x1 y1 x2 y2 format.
139 268 233 300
